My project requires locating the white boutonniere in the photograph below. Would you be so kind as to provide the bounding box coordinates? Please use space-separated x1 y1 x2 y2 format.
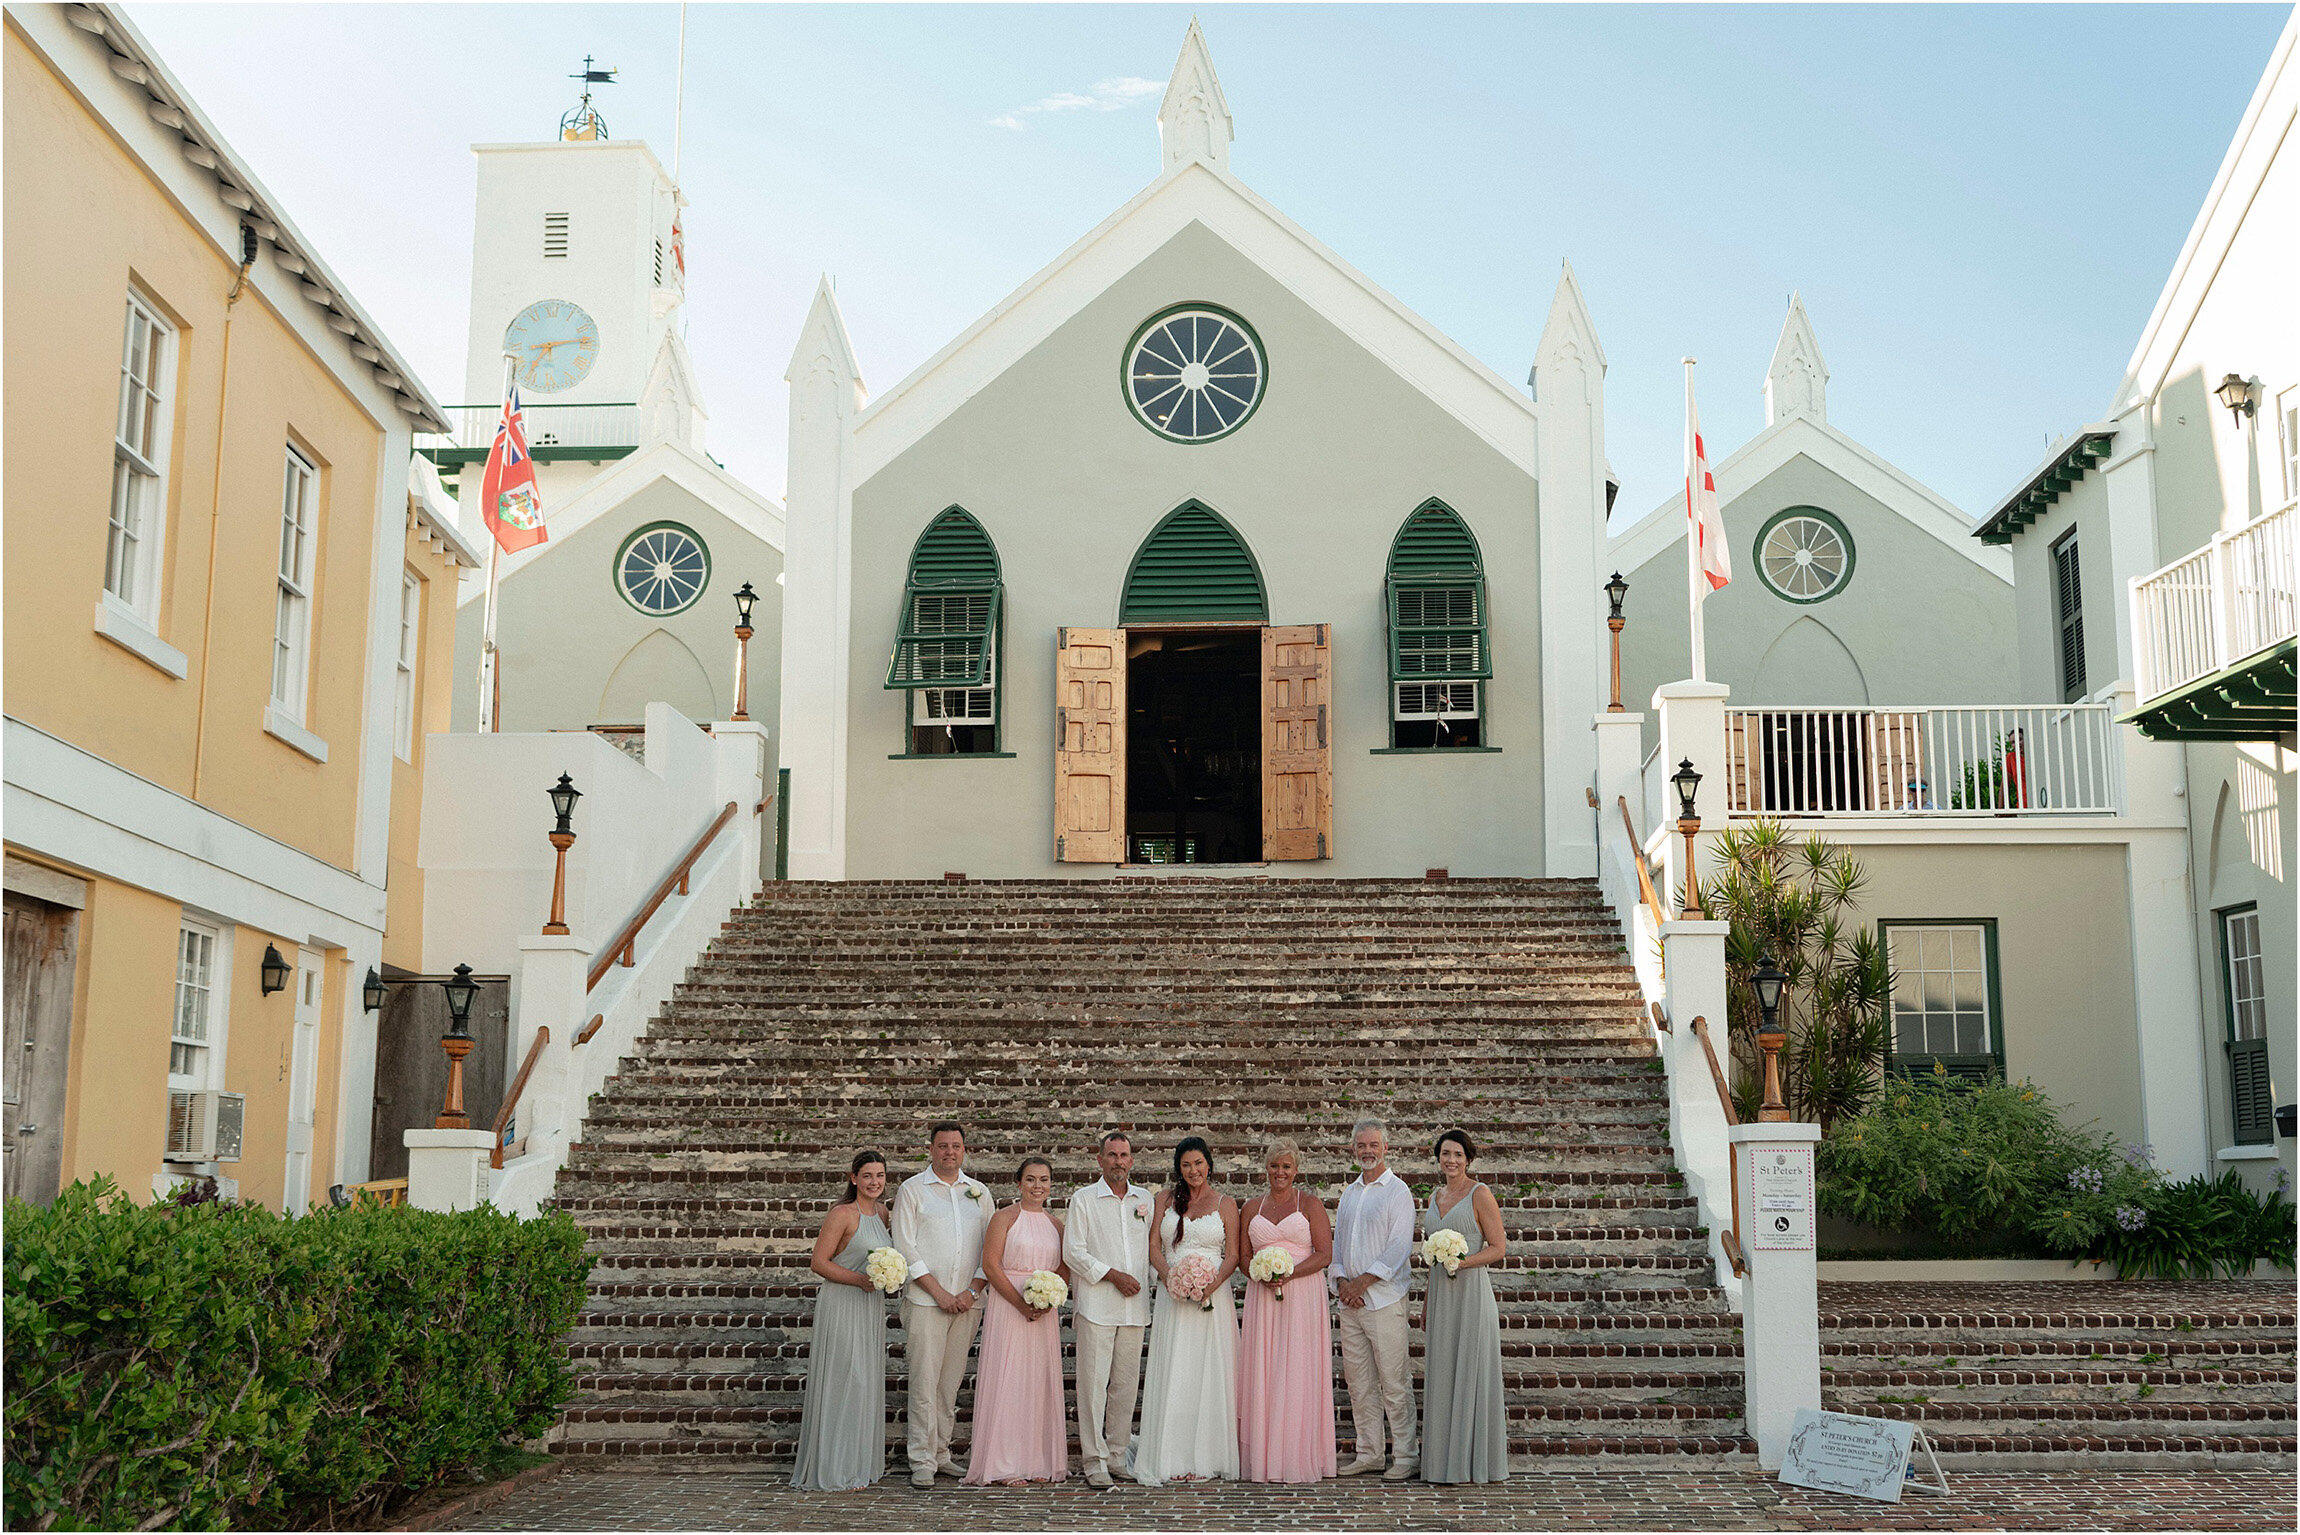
963 1185 983 1203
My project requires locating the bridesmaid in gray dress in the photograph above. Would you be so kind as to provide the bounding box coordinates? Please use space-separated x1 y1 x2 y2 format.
792 1150 895 1490
1419 1129 1509 1483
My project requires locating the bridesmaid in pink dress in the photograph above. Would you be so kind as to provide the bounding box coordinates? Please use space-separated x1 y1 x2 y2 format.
965 1157 1070 1485
1237 1138 1337 1483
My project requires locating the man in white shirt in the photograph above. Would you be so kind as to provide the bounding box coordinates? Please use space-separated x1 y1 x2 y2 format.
1062 1130 1155 1488
889 1121 992 1488
1331 1117 1418 1480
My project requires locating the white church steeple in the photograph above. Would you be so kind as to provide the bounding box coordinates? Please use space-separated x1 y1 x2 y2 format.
1765 292 1830 425
1159 18 1234 173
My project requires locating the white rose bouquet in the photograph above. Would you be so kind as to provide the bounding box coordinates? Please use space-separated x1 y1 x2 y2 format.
1022 1269 1068 1311
1248 1244 1296 1299
1423 1228 1471 1276
864 1246 910 1295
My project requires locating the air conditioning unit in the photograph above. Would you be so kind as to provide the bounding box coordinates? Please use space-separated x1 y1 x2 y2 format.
920 687 995 724
1393 681 1479 722
166 1090 245 1163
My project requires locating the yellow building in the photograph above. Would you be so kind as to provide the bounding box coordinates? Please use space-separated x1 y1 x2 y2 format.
3 2 477 1209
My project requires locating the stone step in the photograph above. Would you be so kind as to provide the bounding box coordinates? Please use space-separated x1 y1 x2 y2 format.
558 1431 1761 1459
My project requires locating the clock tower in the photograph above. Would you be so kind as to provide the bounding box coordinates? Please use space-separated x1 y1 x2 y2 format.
458 127 702 507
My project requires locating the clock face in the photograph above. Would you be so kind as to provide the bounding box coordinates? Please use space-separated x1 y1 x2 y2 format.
504 299 599 392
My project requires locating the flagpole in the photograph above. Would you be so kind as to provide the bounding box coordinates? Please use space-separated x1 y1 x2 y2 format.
672 2 689 185
1684 356 1704 683
478 352 514 733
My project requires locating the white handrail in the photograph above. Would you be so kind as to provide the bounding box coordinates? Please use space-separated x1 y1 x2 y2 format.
2131 503 2296 704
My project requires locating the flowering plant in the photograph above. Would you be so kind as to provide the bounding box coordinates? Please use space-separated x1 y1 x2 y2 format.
1422 1228 1470 1276
1248 1244 1295 1298
1167 1253 1220 1312
1021 1269 1068 1311
864 1246 910 1295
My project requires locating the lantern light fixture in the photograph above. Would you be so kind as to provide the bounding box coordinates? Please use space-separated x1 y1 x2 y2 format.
547 771 582 836
260 943 290 996
363 966 386 1014
1672 758 1703 823
440 963 479 1039
2214 373 2258 424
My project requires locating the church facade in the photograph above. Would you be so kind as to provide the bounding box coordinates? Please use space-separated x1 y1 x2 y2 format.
779 24 1609 880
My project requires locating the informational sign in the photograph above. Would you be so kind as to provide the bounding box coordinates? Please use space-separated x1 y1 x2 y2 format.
1749 1144 1814 1251
1780 1409 1920 1501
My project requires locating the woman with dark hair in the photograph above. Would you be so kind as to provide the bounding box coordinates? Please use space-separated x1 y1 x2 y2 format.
965 1157 1070 1485
1419 1129 1509 1483
1131 1135 1241 1484
792 1151 895 1490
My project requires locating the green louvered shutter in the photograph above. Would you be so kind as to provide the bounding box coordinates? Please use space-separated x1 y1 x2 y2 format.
1119 503 1268 624
1385 502 1489 683
887 508 1002 690
2229 1039 2274 1145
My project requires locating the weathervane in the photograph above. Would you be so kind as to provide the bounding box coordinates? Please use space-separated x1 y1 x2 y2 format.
560 54 618 141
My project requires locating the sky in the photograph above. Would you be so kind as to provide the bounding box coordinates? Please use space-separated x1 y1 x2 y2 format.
124 2 2289 528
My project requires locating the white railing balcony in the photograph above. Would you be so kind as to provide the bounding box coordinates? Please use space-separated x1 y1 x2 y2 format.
2131 502 2297 706
415 401 641 456
1723 704 2121 817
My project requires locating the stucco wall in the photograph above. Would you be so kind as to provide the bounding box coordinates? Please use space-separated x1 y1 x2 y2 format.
842 221 1545 878
386 527 466 973
3 26 383 872
1619 453 2018 725
451 475 783 736
1839 839 2147 1145
2190 744 2296 1182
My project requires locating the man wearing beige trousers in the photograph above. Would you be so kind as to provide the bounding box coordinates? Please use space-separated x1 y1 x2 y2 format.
890 1121 993 1488
1063 1131 1156 1488
1331 1118 1420 1480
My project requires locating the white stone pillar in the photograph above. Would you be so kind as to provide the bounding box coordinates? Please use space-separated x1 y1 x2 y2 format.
1661 918 1739 1305
1730 1122 1824 1468
404 1128 497 1212
1653 680 1730 911
1534 262 1609 880
511 932 591 1156
1592 711 1646 919
713 718 771 886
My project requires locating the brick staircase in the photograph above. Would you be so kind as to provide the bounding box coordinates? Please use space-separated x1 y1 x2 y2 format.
1820 1280 2296 1463
550 877 1755 1462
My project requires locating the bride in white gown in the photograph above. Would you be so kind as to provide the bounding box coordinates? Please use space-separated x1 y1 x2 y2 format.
1130 1136 1242 1485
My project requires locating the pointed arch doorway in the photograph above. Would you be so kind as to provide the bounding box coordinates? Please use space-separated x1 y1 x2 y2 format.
1056 504 1330 864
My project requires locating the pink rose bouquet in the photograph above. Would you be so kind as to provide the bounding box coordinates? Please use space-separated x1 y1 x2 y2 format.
1167 1253 1221 1312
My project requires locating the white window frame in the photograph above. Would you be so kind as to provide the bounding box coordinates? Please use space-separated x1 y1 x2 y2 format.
272 445 318 720
2222 906 2266 1043
107 291 174 627
395 570 421 760
169 918 230 1092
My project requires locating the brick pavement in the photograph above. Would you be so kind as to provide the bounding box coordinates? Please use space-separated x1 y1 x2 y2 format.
446 1465 2295 1531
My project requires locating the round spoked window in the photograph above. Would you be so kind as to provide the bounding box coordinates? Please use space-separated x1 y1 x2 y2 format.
1125 305 1265 443
1757 509 1853 603
615 522 712 615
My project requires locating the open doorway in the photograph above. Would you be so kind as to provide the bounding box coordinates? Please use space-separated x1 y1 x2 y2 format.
1126 629 1262 863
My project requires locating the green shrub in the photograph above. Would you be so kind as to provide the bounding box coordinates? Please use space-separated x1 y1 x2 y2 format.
4 1177 589 1530
2095 1170 2298 1280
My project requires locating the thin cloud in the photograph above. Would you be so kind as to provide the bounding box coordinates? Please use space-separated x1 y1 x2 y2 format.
990 76 1161 131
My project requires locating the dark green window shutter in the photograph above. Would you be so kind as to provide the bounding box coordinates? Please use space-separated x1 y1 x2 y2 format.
2229 1038 2274 1145
1385 502 1489 683
1118 502 1268 624
2053 531 2085 702
887 508 1002 689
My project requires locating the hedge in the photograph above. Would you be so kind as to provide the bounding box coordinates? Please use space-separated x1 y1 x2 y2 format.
4 1178 589 1530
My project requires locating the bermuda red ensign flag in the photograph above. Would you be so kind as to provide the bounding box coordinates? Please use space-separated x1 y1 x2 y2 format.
480 383 548 554
1687 385 1730 592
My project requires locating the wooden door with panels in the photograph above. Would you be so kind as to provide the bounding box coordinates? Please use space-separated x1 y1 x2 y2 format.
1054 628 1128 862
1263 624 1332 860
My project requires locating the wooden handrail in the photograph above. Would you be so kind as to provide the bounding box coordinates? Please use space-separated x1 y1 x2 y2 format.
586 800 740 992
1689 1015 1747 1278
1650 1000 1671 1034
575 1013 605 1047
1618 797 1667 929
490 1025 550 1170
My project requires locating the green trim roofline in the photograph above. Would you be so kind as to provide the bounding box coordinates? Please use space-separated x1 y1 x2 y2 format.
1975 430 2115 545
2121 639 2298 741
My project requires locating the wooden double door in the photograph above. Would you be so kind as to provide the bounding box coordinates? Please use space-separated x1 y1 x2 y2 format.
1055 624 1331 864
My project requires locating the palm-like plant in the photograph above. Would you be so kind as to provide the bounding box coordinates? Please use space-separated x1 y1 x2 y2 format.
1699 819 1893 1135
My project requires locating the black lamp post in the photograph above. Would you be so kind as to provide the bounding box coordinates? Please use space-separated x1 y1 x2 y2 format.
363 966 386 1013
1605 572 1629 712
731 582 759 722
2215 373 2258 424
1750 953 1791 1122
260 943 290 996
543 773 581 935
1671 758 1705 919
435 963 479 1129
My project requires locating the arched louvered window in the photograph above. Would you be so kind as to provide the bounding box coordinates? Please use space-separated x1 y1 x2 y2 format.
1118 501 1268 624
886 507 1003 755
1386 500 1490 749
